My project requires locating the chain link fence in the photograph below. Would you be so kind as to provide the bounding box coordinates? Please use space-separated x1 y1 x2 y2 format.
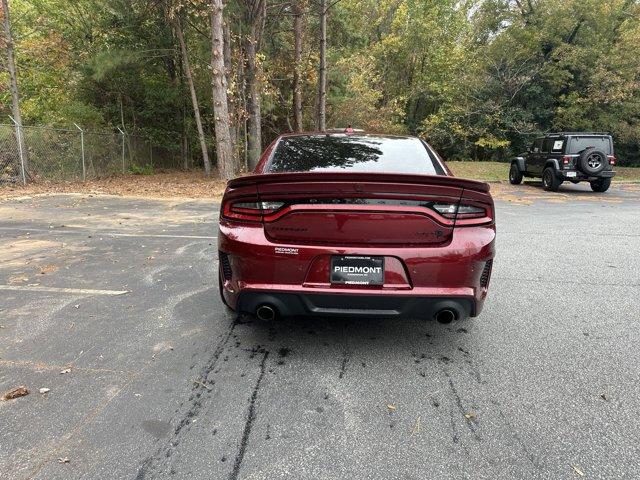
0 122 186 184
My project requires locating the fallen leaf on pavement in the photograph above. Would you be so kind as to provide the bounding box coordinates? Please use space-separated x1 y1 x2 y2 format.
464 412 477 421
572 465 585 476
411 416 421 436
2 386 29 400
58 457 70 464
60 368 72 374
39 388 50 394
387 404 396 412
194 380 212 391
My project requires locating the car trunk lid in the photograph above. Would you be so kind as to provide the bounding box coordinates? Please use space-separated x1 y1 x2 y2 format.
228 172 490 247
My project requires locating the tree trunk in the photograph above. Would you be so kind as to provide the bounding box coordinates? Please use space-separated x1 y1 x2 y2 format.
211 0 237 180
175 16 212 176
316 0 327 131
292 0 303 131
244 0 266 170
245 38 261 169
223 18 239 158
1 0 28 174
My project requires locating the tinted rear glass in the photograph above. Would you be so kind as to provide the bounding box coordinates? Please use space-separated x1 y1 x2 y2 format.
567 136 612 154
268 135 443 175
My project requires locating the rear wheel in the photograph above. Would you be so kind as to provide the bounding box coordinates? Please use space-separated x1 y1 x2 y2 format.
509 163 523 185
542 167 562 192
590 177 611 192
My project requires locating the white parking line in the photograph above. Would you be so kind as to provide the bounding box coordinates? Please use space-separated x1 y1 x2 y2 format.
0 285 129 295
109 232 217 240
0 226 217 240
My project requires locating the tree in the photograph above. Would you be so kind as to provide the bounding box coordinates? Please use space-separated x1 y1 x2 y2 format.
174 13 213 175
240 0 266 169
292 0 303 131
1 0 27 175
316 0 326 131
2 0 639 168
211 0 237 179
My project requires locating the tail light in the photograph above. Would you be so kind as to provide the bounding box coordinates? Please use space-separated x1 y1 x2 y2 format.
432 203 486 220
223 197 491 225
562 156 572 165
222 200 284 222
608 155 616 165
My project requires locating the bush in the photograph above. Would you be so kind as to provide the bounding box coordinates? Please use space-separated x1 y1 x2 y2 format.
129 164 154 175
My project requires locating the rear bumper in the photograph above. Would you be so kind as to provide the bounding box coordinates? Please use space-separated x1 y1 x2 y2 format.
218 219 495 319
559 169 615 180
237 291 474 319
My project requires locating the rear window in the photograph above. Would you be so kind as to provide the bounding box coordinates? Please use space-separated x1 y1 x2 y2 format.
567 136 612 154
267 135 444 175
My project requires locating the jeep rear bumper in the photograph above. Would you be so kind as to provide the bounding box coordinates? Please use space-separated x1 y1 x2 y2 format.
559 170 615 180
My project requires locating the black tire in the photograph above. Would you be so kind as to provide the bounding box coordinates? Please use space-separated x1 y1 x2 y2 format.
590 177 611 193
509 163 523 185
542 167 562 192
578 147 607 175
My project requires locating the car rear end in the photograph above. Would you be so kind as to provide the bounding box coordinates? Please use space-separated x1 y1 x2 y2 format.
217 134 495 322
558 134 616 182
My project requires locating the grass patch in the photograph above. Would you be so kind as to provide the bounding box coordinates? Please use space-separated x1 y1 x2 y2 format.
448 161 640 182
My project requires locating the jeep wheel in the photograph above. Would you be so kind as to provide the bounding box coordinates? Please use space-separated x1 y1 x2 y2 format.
590 177 611 193
509 163 523 185
542 167 561 191
578 147 607 175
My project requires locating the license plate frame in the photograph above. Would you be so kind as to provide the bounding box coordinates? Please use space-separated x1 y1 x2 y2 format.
330 255 385 285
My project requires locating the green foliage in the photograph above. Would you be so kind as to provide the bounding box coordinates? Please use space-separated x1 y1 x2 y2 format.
1 0 639 168
129 163 154 175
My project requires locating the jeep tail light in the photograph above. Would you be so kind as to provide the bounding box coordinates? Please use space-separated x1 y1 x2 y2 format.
562 156 572 165
608 155 616 165
222 200 284 221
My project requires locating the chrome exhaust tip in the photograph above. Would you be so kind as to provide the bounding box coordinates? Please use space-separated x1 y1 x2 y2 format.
256 304 277 321
434 309 457 324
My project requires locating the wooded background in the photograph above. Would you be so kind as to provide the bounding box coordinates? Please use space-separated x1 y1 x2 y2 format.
1 0 639 178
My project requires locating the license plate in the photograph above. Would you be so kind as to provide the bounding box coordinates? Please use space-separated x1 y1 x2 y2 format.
566 171 577 177
330 256 384 285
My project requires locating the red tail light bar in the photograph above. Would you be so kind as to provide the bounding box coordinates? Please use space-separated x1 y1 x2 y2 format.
222 198 492 225
222 200 285 222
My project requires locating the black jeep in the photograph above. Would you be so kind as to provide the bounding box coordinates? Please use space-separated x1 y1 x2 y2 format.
509 132 616 192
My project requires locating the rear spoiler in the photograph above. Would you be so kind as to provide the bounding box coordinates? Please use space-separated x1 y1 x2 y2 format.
228 172 490 193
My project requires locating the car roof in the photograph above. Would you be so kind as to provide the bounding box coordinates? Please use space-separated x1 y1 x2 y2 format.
276 131 417 141
546 132 611 137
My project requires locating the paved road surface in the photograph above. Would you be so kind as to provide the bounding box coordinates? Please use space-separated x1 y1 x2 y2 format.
1 182 639 479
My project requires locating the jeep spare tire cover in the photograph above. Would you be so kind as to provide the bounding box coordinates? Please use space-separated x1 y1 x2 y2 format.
578 147 607 174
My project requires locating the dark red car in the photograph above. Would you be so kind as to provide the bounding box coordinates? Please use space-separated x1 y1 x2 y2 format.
218 133 495 324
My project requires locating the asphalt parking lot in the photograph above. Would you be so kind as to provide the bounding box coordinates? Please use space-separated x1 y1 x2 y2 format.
1 182 639 480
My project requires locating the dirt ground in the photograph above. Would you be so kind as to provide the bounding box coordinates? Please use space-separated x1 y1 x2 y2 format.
2 168 639 203
0 171 228 201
